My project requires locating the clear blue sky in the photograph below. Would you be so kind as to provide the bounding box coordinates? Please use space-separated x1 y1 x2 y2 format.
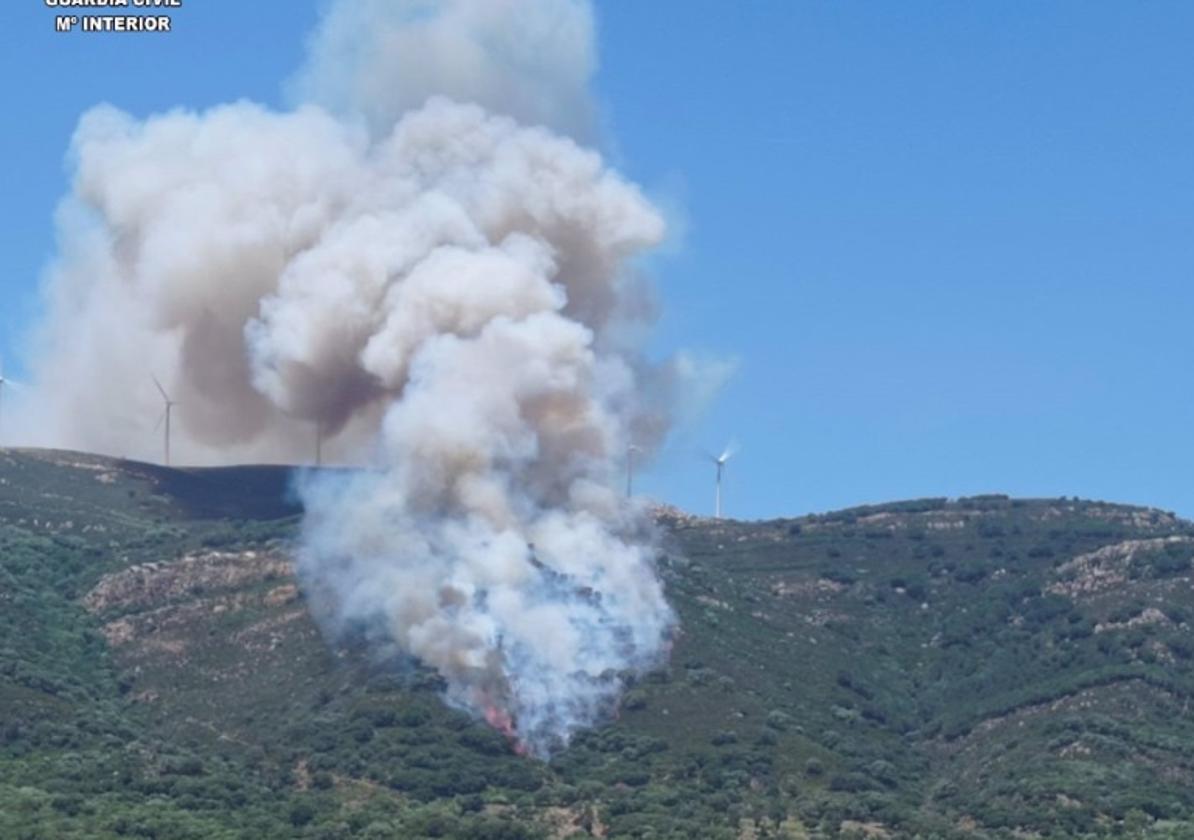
3 2 1194 520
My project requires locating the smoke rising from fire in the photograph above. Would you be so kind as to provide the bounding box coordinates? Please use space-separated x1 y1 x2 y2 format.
20 0 681 752
291 0 598 141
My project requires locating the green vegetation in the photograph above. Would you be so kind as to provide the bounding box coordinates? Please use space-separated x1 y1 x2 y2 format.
3 451 1194 837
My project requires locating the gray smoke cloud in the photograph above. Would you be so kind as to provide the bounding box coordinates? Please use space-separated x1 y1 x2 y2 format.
18 0 682 752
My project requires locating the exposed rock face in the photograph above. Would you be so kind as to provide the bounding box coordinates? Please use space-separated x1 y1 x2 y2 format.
83 549 293 615
81 548 308 675
1048 536 1194 598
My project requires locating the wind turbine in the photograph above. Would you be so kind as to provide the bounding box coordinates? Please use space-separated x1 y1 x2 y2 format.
152 375 177 467
707 442 737 519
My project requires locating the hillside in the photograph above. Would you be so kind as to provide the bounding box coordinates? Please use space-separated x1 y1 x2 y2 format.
2 449 1194 839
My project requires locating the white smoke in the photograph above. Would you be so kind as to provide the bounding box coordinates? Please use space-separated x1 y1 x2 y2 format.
291 0 597 140
276 98 676 752
20 0 681 753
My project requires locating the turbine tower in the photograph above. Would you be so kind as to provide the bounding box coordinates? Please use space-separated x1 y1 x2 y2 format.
708 442 736 519
626 444 641 498
152 376 177 467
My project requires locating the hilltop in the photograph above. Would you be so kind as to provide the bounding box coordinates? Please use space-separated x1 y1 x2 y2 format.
2 449 1194 838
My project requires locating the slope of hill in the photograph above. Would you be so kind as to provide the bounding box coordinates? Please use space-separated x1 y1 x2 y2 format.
2 449 1194 839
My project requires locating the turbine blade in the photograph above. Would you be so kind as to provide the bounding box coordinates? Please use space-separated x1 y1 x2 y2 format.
151 374 170 403
0 359 19 388
720 440 739 462
153 410 166 433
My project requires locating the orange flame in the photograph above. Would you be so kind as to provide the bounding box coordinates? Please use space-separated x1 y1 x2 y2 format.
482 702 528 755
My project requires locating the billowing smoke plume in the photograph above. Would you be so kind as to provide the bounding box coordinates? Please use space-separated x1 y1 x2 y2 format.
21 0 679 753
282 99 676 752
